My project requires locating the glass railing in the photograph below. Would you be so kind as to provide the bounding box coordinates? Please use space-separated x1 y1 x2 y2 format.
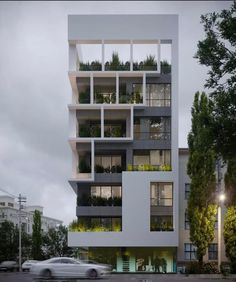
79 125 101 138
134 132 171 140
94 93 116 104
127 164 171 171
146 99 171 107
119 93 143 104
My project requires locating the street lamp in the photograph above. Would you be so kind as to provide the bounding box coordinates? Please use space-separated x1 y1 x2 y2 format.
218 193 225 272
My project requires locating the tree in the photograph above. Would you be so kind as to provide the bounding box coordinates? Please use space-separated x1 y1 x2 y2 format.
0 221 18 261
31 210 43 260
187 92 217 263
195 0 236 160
195 1 236 269
43 225 73 258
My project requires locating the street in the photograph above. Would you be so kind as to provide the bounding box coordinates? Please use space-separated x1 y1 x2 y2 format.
0 272 236 282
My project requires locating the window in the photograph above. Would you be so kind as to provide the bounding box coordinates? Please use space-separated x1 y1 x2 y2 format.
184 243 197 260
208 243 218 260
8 203 14 207
185 212 190 230
185 183 190 200
146 84 171 107
0 202 5 206
91 186 122 199
151 183 173 206
151 216 173 231
134 117 171 140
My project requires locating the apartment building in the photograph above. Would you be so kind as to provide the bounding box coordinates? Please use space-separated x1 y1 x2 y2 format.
67 15 178 272
0 195 62 234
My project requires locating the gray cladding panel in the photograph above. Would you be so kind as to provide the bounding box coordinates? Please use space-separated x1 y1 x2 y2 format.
76 206 122 217
68 15 178 41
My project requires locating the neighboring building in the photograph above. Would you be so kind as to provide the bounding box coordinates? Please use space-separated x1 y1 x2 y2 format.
178 148 227 267
0 195 62 234
68 15 178 272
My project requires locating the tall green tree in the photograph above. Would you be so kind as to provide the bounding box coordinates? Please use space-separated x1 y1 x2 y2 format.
43 225 73 258
195 1 236 269
31 210 43 260
187 92 217 263
0 221 18 261
195 0 236 160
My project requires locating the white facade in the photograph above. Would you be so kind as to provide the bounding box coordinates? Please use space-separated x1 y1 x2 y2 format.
67 14 178 273
0 195 62 234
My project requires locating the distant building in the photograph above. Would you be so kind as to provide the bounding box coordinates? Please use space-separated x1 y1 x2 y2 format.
0 195 62 234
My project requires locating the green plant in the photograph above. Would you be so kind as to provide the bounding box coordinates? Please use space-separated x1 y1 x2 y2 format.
161 60 171 74
79 91 90 104
95 92 104 104
127 164 133 171
79 125 90 137
79 159 91 173
143 55 157 70
90 125 101 137
109 52 121 70
95 164 104 173
90 60 102 71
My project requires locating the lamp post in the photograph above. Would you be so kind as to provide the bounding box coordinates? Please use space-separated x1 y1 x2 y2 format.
18 194 27 272
218 193 225 272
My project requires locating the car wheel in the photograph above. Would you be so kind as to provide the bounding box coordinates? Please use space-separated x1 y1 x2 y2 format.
88 269 97 279
42 269 52 279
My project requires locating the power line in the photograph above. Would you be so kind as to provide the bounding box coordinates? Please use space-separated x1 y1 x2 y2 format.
0 187 17 198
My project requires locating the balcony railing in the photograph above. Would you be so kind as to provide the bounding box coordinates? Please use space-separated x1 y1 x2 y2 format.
119 92 143 104
95 164 123 173
146 99 171 107
94 92 116 104
69 219 122 232
104 126 126 138
79 125 101 138
77 195 122 206
134 132 171 140
127 164 171 171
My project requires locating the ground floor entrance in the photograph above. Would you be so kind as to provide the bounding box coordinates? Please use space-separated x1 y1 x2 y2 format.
79 247 177 273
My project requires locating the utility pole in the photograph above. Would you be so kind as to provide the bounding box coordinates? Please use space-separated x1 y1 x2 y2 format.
18 194 26 272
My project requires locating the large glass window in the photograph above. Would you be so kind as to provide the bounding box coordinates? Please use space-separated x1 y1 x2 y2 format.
208 243 218 260
185 211 190 230
184 243 197 260
134 117 171 140
91 186 122 199
185 183 190 200
151 216 173 231
151 183 173 206
146 84 171 107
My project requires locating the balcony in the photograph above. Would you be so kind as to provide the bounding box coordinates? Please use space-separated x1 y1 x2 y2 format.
94 76 116 104
69 217 122 232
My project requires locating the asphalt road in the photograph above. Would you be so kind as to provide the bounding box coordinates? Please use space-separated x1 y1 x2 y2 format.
0 272 235 282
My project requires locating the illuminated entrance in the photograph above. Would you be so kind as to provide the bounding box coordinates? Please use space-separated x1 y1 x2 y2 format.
86 247 177 273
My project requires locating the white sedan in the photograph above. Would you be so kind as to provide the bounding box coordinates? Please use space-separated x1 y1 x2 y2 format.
30 257 111 279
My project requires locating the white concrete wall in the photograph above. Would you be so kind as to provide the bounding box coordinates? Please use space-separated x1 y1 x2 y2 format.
69 171 178 247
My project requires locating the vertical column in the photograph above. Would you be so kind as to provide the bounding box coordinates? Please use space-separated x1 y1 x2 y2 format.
102 40 105 71
130 40 133 71
91 140 95 180
69 43 77 71
90 73 94 104
116 73 119 104
143 73 146 106
130 106 134 140
157 41 161 73
101 107 104 138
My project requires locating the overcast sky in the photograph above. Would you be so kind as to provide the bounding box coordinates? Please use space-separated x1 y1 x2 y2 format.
0 1 232 225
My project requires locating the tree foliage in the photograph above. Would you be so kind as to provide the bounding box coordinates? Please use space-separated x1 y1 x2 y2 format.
195 1 236 160
187 92 217 263
43 225 73 258
223 206 236 272
31 210 43 260
0 221 18 261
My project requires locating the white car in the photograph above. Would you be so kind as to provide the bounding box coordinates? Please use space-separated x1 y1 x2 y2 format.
22 260 38 271
30 257 111 279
